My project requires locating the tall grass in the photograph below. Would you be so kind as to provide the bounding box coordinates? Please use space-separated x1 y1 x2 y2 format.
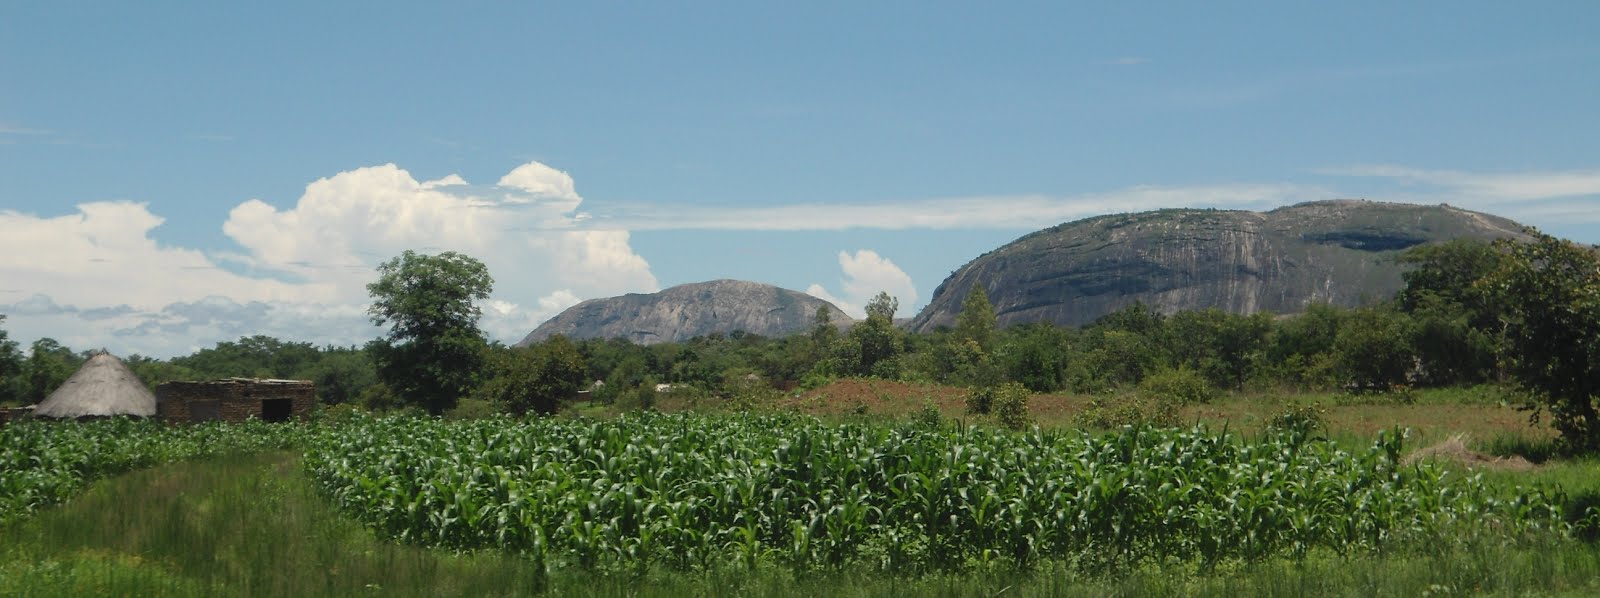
0 452 544 597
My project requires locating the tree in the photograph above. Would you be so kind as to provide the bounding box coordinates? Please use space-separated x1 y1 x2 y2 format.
478 336 587 416
1486 233 1600 451
124 355 196 391
1266 302 1346 389
1333 307 1415 393
996 322 1071 392
1398 240 1508 384
1162 309 1271 390
810 306 839 363
172 335 321 379
848 292 903 377
21 338 80 404
0 315 21 404
953 284 997 353
366 250 494 415
299 347 378 405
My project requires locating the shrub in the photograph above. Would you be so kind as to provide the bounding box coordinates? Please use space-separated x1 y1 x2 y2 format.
993 382 1031 430
910 399 945 430
1074 393 1180 429
615 382 658 411
1267 402 1326 438
444 398 499 420
1138 366 1217 404
964 385 995 415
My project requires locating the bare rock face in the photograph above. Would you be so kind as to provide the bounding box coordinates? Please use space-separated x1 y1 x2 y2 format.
909 200 1528 333
517 280 853 345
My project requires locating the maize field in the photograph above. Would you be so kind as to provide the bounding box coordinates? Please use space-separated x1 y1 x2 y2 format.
302 413 1568 574
0 418 307 527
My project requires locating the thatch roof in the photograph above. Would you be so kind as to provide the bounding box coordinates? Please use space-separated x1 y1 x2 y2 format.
33 351 157 418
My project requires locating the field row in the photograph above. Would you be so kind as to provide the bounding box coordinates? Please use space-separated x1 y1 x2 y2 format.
303 414 1569 573
0 418 307 527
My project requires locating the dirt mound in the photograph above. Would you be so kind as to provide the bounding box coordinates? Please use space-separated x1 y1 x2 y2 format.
1402 434 1536 472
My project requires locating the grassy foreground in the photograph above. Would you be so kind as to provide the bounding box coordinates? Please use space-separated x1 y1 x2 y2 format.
3 449 1600 596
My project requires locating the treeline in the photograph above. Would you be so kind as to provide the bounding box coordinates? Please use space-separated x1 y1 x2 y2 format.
2 234 1595 446
0 332 376 407
501 237 1564 405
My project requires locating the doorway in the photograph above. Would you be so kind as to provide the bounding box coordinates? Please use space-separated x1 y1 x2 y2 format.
260 398 293 423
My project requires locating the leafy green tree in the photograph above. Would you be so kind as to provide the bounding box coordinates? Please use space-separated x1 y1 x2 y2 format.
1399 239 1507 320
366 250 494 415
995 322 1072 392
848 292 903 377
171 335 321 379
479 336 587 416
1266 303 1346 389
937 284 1001 386
21 338 80 404
1333 307 1415 393
1081 329 1160 388
1398 240 1508 385
1487 233 1600 451
0 315 21 404
1094 301 1166 338
299 347 378 405
124 355 196 391
1162 309 1271 390
810 305 839 361
953 284 997 353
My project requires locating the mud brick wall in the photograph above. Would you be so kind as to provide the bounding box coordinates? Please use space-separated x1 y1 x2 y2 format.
156 379 316 423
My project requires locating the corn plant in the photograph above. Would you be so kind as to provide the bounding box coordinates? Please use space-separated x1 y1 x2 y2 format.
0 418 308 526
302 413 1569 575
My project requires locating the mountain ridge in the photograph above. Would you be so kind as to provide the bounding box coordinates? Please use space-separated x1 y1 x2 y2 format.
908 200 1529 332
517 279 851 346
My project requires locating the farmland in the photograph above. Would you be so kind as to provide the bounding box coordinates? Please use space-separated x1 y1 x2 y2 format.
5 408 1600 596
303 413 1565 574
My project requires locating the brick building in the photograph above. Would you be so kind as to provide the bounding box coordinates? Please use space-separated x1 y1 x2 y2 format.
156 378 316 423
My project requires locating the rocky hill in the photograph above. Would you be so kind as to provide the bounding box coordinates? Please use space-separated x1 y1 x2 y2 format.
908 200 1529 333
518 280 852 345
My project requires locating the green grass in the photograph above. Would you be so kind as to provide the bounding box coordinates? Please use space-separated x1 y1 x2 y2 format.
0 452 546 597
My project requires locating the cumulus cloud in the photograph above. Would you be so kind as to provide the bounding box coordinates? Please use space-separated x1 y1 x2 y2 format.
0 201 320 309
1 161 659 357
807 250 918 319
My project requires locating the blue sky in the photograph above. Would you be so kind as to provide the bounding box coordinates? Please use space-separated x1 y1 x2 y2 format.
2 2 1597 357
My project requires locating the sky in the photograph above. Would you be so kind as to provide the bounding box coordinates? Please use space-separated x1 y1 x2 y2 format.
2 2 1598 358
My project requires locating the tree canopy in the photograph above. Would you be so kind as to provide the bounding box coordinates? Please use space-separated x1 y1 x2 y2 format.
367 250 494 415
1487 234 1600 451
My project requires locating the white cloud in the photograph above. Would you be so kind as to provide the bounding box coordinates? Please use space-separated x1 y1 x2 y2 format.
1316 164 1600 230
497 161 581 200
0 201 320 309
480 290 582 343
807 250 917 319
1318 164 1600 202
0 161 659 357
592 182 1326 231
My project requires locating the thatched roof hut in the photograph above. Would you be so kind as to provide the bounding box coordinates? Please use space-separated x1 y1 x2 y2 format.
32 351 156 419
